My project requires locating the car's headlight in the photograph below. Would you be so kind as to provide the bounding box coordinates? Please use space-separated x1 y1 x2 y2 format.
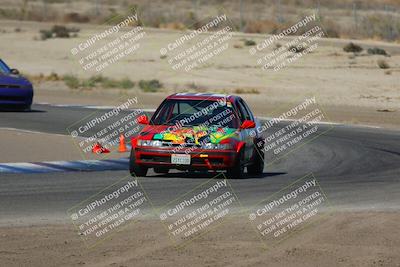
201 143 233 150
137 140 162 147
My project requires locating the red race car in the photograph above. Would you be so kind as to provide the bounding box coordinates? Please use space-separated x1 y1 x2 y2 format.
129 93 264 179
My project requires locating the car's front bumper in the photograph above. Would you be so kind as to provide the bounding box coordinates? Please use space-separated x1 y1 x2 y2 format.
0 87 33 109
134 146 238 170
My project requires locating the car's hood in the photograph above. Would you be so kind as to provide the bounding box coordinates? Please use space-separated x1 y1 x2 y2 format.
140 125 239 144
0 73 32 87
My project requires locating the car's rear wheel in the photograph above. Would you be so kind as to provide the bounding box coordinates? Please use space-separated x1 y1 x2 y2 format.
16 104 31 111
226 149 245 179
247 149 264 176
129 149 148 177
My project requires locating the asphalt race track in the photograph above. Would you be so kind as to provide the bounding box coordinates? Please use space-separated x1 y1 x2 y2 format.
0 103 399 225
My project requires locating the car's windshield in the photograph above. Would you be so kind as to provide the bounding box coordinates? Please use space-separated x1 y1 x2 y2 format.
0 59 11 75
151 99 239 128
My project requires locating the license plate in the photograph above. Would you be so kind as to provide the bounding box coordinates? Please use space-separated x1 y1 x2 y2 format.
171 154 191 165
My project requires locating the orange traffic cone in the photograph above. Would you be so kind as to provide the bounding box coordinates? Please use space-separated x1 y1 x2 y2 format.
118 134 128 153
92 142 110 154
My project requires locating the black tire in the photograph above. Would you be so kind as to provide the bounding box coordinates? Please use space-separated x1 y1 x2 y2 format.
154 167 169 174
17 104 31 111
129 149 148 177
23 104 31 111
247 149 264 176
226 149 245 179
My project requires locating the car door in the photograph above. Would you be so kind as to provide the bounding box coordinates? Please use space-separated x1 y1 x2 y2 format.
235 98 255 162
240 98 264 156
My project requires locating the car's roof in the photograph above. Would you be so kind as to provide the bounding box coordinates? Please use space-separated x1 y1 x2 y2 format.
167 93 238 101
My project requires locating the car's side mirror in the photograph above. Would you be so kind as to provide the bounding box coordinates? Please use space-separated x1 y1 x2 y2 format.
137 115 149 125
240 120 255 129
10 69 20 75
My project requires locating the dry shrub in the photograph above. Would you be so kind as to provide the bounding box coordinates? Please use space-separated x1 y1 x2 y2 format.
139 79 163 92
46 72 60 81
234 88 260 94
244 20 280 34
186 82 207 92
377 59 390 69
26 73 44 83
39 29 52 40
288 45 305 53
63 12 90 23
384 70 392 75
377 109 394 112
244 39 256 46
39 25 80 40
51 25 70 38
343 42 363 53
368 47 388 56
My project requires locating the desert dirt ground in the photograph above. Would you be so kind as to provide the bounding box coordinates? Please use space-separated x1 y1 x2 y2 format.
0 212 399 267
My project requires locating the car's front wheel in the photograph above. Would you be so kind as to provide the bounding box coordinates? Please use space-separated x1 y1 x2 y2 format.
20 104 31 111
226 149 245 179
247 149 264 176
129 149 148 177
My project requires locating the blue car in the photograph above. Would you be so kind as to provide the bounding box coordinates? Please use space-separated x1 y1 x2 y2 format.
0 59 33 110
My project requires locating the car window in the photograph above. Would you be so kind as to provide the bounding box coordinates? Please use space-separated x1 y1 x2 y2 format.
234 102 244 122
152 100 175 125
240 99 254 121
0 60 11 74
237 100 252 122
151 99 239 128
173 102 212 117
